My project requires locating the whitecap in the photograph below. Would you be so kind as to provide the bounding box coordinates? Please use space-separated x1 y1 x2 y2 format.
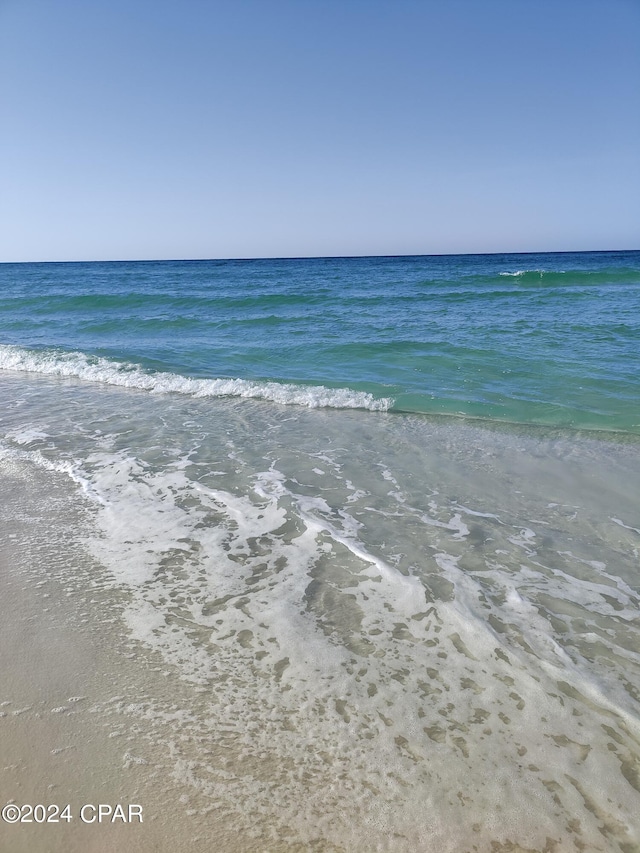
0 344 393 412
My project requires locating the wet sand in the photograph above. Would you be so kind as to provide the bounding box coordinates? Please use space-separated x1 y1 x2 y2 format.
0 467 242 853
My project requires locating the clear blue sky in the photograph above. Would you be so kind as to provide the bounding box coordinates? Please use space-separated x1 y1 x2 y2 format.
1 0 638 261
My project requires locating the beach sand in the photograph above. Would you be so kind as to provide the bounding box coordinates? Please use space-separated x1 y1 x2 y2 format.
0 464 253 853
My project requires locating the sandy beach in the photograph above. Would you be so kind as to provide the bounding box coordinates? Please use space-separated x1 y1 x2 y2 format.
2 0 639 845
1 377 639 851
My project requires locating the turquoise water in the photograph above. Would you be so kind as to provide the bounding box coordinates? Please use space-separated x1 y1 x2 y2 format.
1 250 639 432
1 252 639 851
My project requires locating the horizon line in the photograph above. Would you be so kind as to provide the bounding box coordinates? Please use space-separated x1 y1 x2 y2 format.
1 247 638 265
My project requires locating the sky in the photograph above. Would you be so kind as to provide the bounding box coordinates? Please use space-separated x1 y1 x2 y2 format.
0 0 638 261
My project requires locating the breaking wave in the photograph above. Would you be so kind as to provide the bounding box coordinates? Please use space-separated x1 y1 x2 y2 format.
0 344 393 411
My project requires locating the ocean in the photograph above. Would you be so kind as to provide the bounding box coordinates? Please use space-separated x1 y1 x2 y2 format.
0 251 639 852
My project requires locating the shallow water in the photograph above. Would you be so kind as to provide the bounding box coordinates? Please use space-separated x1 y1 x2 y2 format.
1 372 639 851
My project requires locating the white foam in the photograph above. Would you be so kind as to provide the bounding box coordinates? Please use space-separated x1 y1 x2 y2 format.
417 510 470 539
0 442 107 506
508 527 537 551
0 344 393 412
451 503 504 522
5 427 49 445
611 517 640 535
499 269 549 276
504 586 536 614
253 466 424 608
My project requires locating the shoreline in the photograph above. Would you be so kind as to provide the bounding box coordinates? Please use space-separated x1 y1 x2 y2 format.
0 462 232 853
3 352 640 439
1 379 639 852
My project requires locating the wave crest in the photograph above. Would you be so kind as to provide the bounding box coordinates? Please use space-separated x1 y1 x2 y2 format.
499 269 549 277
0 344 393 412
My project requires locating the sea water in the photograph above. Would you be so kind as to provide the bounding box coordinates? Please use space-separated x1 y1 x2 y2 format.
0 252 639 851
